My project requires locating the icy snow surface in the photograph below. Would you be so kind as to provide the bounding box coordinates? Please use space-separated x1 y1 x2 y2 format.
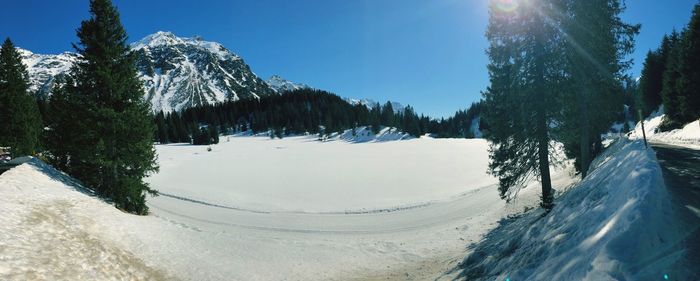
458 139 686 280
147 135 498 213
1 136 574 280
629 107 700 149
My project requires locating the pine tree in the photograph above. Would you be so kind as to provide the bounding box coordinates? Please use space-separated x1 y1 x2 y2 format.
660 31 683 130
559 0 638 177
639 50 664 115
51 0 158 215
483 0 564 209
45 76 78 171
676 3 700 123
0 38 43 156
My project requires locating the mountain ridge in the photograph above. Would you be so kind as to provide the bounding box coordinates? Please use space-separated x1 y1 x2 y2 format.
19 31 283 112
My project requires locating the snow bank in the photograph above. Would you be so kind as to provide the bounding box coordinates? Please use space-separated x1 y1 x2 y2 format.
0 158 173 280
457 139 684 280
629 107 700 149
333 126 412 142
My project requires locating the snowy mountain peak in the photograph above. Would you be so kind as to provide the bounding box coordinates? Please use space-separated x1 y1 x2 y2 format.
345 98 405 113
17 48 79 98
266 75 311 93
132 31 183 49
132 31 238 61
21 31 274 112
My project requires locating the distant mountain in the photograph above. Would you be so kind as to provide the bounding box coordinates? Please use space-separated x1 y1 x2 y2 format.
18 49 79 99
20 31 275 112
266 75 311 93
345 98 405 113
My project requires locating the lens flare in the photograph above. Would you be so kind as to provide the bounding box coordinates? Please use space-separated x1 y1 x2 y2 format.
494 0 519 13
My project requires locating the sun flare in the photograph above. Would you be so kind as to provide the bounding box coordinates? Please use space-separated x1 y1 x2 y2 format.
494 0 519 13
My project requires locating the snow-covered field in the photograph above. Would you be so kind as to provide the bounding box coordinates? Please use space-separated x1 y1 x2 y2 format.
148 133 496 213
0 135 575 280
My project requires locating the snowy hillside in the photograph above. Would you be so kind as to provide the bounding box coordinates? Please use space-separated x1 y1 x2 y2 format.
265 75 311 93
19 31 275 112
458 139 685 280
17 48 79 98
629 107 700 149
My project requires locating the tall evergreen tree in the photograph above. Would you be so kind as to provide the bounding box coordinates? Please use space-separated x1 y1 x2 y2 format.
559 0 638 177
0 38 43 156
660 31 684 130
483 0 564 209
639 34 676 115
675 3 700 123
50 0 158 214
639 50 664 115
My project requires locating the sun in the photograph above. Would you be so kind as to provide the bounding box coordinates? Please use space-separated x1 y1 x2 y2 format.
493 0 520 13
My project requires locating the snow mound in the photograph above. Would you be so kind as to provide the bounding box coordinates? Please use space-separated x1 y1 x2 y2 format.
333 126 413 143
629 107 700 149
457 139 685 280
0 158 172 280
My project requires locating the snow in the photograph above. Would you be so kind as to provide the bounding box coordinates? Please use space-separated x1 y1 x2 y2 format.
470 116 483 138
132 31 239 61
458 139 685 280
265 75 311 93
17 48 78 93
344 98 406 113
21 31 260 113
147 134 496 213
0 136 575 280
629 106 700 149
332 126 413 143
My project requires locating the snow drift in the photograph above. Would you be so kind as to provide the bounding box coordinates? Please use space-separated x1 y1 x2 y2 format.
457 139 686 280
629 107 700 149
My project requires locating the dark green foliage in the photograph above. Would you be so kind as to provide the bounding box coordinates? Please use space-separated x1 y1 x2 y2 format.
659 31 685 131
151 89 485 144
639 33 676 115
639 51 664 115
192 126 219 145
650 4 700 130
429 102 484 138
675 4 700 123
0 38 43 156
483 0 564 209
45 0 158 215
558 0 639 177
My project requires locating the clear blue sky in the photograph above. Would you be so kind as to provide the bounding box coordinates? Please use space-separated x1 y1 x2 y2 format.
1 0 697 117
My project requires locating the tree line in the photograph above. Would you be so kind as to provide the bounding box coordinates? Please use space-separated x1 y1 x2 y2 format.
483 0 639 209
152 89 485 145
639 4 700 130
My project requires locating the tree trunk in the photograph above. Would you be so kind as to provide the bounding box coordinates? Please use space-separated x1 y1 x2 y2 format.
579 88 591 178
538 110 554 210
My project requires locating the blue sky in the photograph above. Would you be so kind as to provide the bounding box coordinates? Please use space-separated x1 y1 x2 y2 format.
1 0 697 117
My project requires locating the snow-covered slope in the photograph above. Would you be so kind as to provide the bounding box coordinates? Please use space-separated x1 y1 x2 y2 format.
629 106 700 149
265 75 311 93
19 31 275 112
133 31 274 112
345 98 405 113
458 139 684 280
17 48 79 99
